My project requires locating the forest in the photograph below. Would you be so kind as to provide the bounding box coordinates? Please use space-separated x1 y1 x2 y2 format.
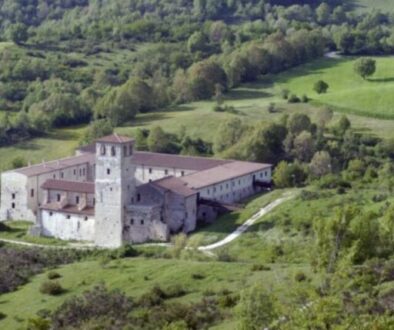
0 0 393 146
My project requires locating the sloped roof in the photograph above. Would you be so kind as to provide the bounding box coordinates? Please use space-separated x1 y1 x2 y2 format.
96 134 134 144
131 151 231 171
14 153 95 177
181 161 272 189
150 176 197 197
41 202 95 216
42 179 95 194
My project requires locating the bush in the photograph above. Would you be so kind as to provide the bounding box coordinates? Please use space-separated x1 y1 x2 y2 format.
0 312 6 320
314 80 329 94
40 281 64 296
301 94 309 103
281 89 290 99
47 271 62 280
191 273 206 280
294 271 307 282
251 264 271 272
288 94 301 103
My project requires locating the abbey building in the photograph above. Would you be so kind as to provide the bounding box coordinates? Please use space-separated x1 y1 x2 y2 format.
0 134 272 248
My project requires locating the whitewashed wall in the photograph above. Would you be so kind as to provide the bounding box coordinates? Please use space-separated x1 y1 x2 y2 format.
135 165 195 185
41 210 95 241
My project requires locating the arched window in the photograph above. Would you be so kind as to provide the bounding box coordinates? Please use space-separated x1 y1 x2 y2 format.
111 146 116 156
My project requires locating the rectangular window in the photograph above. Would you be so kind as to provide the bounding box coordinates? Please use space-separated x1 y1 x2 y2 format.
165 169 168 175
67 215 71 219
137 194 141 202
149 168 152 174
53 174 56 179
30 189 34 198
181 171 185 176
107 168 111 175
74 169 77 175
76 196 80 204
140 219 144 225
57 194 61 202
49 212 53 216
12 193 15 199
130 219 134 225
11 202 15 209
60 172 64 179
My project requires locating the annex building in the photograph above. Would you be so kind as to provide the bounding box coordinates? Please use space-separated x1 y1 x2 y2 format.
0 134 272 248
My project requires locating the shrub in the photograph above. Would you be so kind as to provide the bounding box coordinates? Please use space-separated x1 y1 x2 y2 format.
313 80 329 94
295 271 307 282
288 94 301 103
281 89 290 99
251 264 271 272
0 312 6 320
40 281 64 296
47 271 62 280
191 273 205 280
218 293 239 308
301 94 309 103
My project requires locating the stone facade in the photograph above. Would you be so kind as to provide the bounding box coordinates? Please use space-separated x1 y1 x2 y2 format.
0 134 272 248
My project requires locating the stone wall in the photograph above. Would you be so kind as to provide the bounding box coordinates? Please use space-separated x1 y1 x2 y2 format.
124 204 168 243
0 172 36 222
41 210 95 241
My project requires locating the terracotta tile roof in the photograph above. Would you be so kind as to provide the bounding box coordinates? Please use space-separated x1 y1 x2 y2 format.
96 134 134 144
41 202 95 216
13 153 95 177
42 179 95 194
131 152 231 171
150 176 197 197
181 161 272 189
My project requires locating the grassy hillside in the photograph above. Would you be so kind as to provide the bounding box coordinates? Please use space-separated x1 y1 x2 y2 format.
353 0 394 13
0 257 310 329
274 56 394 119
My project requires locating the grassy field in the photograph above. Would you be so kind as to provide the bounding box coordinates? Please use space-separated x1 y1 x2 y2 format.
274 57 394 119
0 222 67 246
353 0 394 13
0 257 311 329
0 126 86 173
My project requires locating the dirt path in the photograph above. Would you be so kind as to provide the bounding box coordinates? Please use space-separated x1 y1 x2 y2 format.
198 192 295 252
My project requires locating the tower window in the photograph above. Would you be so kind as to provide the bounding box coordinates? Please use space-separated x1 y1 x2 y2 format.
11 202 15 209
111 146 116 156
12 193 15 199
107 168 111 175
30 189 34 198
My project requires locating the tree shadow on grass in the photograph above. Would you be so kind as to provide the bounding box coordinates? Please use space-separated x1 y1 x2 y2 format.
225 89 273 101
368 77 394 83
13 142 41 151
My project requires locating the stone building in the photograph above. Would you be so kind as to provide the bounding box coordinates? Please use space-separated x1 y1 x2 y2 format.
0 134 272 248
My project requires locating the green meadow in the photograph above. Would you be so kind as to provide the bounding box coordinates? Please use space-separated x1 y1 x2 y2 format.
353 0 394 13
0 257 311 329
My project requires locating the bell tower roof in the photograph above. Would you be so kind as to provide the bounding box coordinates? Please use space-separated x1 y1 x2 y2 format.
96 134 134 144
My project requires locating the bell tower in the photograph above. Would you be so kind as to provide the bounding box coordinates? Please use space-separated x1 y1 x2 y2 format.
94 134 136 248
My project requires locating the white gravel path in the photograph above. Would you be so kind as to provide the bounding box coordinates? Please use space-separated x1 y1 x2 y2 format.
198 192 295 252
